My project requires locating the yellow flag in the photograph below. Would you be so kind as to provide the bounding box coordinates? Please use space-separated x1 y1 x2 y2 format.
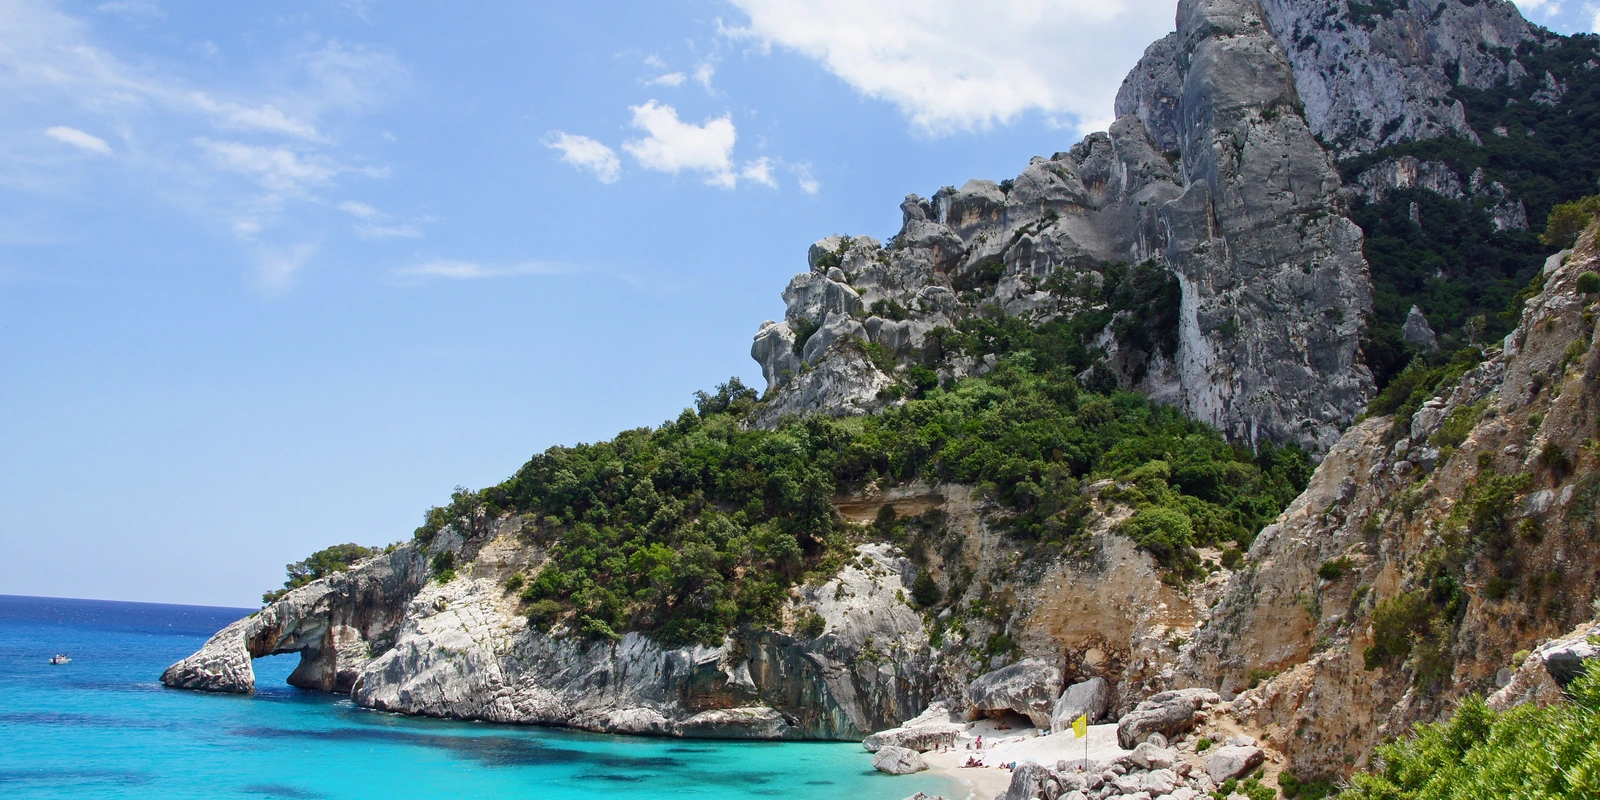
1073 713 1087 738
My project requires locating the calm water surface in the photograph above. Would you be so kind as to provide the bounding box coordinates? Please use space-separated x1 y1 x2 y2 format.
0 595 956 799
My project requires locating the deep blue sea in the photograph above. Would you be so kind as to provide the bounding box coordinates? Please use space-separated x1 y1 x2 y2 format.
0 595 957 799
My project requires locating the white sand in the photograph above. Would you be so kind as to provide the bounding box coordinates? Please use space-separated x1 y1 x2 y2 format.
918 719 1131 800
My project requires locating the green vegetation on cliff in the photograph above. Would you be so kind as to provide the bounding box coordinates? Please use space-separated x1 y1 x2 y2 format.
1337 661 1600 799
413 351 1309 646
262 543 385 604
1342 33 1600 390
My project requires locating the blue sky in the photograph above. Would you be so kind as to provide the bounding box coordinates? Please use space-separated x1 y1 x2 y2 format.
1 0 1590 608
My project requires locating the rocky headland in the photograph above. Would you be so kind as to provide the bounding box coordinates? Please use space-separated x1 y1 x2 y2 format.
166 0 1600 796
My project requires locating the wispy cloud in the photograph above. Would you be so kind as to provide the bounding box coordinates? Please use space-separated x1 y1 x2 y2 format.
94 0 163 18
544 131 621 183
45 125 112 155
619 101 779 190
693 61 715 91
649 71 686 87
194 138 336 195
392 259 571 282
187 93 322 140
0 0 405 292
337 200 423 239
255 242 318 293
789 162 819 194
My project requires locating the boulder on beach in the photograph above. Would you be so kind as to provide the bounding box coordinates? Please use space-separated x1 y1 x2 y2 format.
1116 688 1216 749
1205 744 1266 782
966 658 1063 728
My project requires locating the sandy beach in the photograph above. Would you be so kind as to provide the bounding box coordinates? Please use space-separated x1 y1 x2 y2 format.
918 717 1131 800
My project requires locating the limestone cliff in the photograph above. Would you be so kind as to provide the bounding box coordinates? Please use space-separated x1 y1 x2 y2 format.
754 0 1375 453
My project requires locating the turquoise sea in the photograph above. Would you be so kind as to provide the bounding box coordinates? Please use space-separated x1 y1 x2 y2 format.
0 595 957 800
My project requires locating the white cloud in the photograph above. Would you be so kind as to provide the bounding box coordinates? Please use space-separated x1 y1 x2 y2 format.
337 200 381 220
693 61 715 91
95 1 164 17
544 131 621 183
724 0 1177 134
188 93 322 140
649 71 686 86
740 157 776 188
194 138 335 194
256 242 317 293
337 200 421 239
790 162 819 194
393 260 567 281
622 100 737 186
45 125 111 154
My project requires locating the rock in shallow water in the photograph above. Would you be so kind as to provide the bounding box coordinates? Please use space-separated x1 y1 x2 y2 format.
872 745 928 775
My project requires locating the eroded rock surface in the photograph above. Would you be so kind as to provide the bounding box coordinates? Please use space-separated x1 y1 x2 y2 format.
161 545 427 693
967 658 1063 728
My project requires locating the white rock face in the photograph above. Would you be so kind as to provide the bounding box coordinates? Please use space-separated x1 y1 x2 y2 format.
1402 306 1439 350
168 535 938 741
1257 0 1534 155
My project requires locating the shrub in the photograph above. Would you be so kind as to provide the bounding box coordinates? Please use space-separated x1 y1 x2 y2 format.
1120 506 1195 569
907 365 940 393
1541 195 1600 248
1279 771 1335 799
1430 402 1484 450
1220 546 1244 569
1339 661 1600 799
262 543 382 604
790 317 820 357
1365 590 1436 669
430 551 456 583
910 570 942 607
525 598 564 629
1540 440 1572 479
1318 556 1354 581
794 609 826 639
1578 271 1600 294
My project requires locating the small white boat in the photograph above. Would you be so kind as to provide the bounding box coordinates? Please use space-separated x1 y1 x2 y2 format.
49 654 71 665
